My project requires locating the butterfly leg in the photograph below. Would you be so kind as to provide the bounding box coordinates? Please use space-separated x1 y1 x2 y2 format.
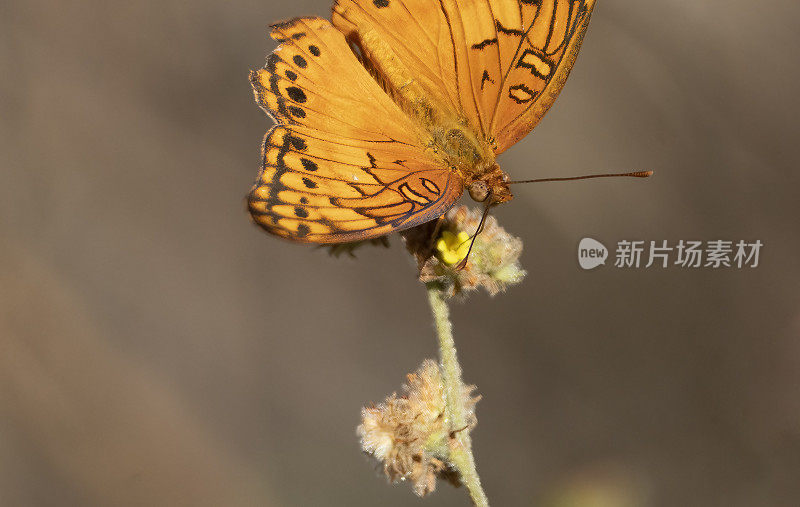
455 200 495 271
426 216 446 252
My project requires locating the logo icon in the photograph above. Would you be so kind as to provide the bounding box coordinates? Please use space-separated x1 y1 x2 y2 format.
578 237 608 270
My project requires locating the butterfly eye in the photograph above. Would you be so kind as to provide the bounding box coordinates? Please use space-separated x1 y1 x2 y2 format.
468 181 489 202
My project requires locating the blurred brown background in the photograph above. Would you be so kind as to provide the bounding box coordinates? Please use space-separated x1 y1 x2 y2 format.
2 0 799 505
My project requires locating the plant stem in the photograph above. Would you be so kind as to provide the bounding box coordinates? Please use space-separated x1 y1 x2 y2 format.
426 283 489 507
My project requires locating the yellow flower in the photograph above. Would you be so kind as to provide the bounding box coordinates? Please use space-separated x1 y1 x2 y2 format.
435 231 471 266
401 206 526 296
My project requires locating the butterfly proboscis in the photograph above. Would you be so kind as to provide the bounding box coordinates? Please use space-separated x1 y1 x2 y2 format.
454 170 653 270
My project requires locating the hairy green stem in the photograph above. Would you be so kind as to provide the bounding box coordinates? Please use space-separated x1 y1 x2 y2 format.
426 283 489 507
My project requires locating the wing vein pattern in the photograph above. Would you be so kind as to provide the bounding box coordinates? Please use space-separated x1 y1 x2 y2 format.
332 0 595 153
248 16 463 243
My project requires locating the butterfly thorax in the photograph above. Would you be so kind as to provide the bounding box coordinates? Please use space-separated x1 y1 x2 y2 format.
426 123 511 205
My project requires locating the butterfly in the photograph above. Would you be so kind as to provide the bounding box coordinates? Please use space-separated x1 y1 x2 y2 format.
248 0 596 243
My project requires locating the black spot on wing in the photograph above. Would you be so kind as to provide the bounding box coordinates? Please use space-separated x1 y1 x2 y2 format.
480 70 495 90
294 206 309 218
296 223 310 237
286 86 307 103
308 45 321 56
302 177 317 189
300 197 309 204
285 69 298 81
293 55 307 68
300 158 318 171
287 135 306 150
287 106 306 118
373 0 389 7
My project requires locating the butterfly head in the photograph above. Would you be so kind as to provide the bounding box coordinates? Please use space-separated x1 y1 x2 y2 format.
467 163 513 206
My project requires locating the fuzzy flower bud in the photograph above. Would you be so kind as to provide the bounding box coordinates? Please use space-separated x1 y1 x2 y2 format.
358 359 479 497
402 205 526 297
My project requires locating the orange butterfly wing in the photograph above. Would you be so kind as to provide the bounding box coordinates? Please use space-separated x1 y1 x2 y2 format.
485 0 596 153
332 0 471 132
332 0 595 154
248 17 463 243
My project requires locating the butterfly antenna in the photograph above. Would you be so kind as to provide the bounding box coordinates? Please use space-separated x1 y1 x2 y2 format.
450 171 651 270
455 198 494 271
508 170 653 185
